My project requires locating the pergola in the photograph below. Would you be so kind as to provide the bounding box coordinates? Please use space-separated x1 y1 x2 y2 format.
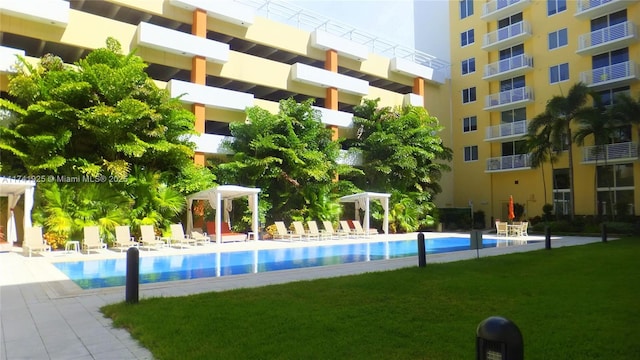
186 185 261 244
339 192 390 235
0 177 36 244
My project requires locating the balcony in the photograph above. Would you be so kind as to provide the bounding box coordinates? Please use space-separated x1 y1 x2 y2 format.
482 21 532 51
575 0 633 20
485 120 528 142
483 54 533 81
576 21 638 56
485 154 532 172
481 0 531 21
580 61 640 89
581 142 638 164
484 86 534 111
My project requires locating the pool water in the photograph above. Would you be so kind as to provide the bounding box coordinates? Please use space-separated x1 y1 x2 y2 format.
54 237 530 289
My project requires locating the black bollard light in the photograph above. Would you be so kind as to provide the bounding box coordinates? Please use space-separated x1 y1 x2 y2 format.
417 232 426 267
125 247 139 304
601 223 607 243
545 226 551 250
476 316 523 360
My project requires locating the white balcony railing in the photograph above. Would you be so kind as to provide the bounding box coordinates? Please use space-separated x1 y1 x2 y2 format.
485 120 528 141
486 154 531 172
580 61 640 88
577 21 638 55
483 54 533 80
581 142 639 163
575 0 630 19
482 21 532 51
484 86 534 111
481 0 531 21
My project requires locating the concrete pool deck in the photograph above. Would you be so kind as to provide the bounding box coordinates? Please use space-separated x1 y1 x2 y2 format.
0 233 606 359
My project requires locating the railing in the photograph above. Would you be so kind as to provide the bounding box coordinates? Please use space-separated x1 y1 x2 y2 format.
577 21 637 51
486 154 531 172
483 54 533 78
482 0 527 18
485 86 534 109
235 0 450 71
483 21 531 48
580 61 639 86
582 142 639 163
576 0 619 14
485 120 528 140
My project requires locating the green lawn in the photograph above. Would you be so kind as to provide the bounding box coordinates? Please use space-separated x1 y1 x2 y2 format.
102 238 640 360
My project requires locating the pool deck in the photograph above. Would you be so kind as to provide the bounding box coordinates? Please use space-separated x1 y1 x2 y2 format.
0 233 606 359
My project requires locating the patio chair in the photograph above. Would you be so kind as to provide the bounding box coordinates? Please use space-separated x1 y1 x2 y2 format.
114 225 140 252
139 225 165 251
82 226 107 253
23 226 52 257
292 221 318 241
169 223 197 249
340 220 363 238
273 221 302 241
306 221 326 240
322 220 347 240
351 220 378 237
191 229 211 245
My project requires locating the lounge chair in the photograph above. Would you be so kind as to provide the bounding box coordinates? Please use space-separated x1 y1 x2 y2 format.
113 226 140 252
191 230 211 245
307 221 326 240
169 223 198 249
23 226 52 257
322 220 347 240
82 226 107 253
351 220 378 237
292 221 318 241
139 225 165 251
206 221 247 243
273 221 302 241
495 221 508 237
340 220 364 238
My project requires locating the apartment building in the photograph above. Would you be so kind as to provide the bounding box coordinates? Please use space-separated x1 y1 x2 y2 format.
0 0 454 207
449 0 639 222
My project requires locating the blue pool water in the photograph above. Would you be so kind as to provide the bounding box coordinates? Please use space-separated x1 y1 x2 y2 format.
54 237 529 289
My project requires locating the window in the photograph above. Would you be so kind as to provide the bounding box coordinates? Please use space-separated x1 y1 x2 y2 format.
500 75 525 92
597 86 630 107
592 48 629 84
463 116 477 132
592 10 628 45
547 0 566 16
464 145 478 162
501 108 526 124
501 140 527 156
553 169 571 215
462 87 476 103
548 28 568 49
462 58 475 75
460 0 473 19
549 63 569 83
597 164 635 216
461 29 475 46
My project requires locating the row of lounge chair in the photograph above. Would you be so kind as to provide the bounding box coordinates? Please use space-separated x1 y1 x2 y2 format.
273 220 378 241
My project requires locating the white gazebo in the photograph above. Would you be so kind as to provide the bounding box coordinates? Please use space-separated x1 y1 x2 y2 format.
0 177 36 245
339 192 390 235
186 185 261 244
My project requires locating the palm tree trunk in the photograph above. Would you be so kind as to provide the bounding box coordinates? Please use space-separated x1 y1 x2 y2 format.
567 126 576 220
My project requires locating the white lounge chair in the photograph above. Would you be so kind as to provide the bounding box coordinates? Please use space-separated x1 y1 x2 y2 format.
114 226 140 252
340 220 365 238
274 221 302 241
352 220 378 237
292 221 318 241
139 225 165 251
82 226 107 253
322 221 347 240
169 224 197 249
23 226 52 257
306 221 326 240
191 230 211 245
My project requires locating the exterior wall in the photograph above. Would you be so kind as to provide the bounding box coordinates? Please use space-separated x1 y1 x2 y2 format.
449 0 640 225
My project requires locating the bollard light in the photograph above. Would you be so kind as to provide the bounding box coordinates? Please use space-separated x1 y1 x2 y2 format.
125 247 139 304
417 232 426 267
476 316 523 360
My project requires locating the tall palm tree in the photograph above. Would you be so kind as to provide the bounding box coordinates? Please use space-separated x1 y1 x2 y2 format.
528 83 592 220
525 115 558 207
608 93 640 140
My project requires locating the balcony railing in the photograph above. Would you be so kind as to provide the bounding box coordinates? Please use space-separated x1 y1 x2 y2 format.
486 154 531 172
580 61 640 89
482 21 532 51
484 86 534 111
581 142 639 164
485 120 528 141
575 0 630 20
483 54 534 81
577 21 638 55
481 0 531 21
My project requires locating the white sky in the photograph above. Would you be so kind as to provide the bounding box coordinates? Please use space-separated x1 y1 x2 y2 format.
287 0 450 62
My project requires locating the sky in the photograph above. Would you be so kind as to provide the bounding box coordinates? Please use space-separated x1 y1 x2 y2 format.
287 0 451 62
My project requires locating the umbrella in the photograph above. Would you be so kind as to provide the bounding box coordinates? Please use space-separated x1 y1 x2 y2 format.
508 195 515 221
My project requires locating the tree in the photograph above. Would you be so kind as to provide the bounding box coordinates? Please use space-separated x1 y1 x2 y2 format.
527 83 593 220
525 116 558 206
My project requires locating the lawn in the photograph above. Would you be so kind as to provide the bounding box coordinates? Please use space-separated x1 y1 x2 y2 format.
102 238 640 360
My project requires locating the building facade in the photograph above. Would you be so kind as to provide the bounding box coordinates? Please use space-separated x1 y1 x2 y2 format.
449 0 639 223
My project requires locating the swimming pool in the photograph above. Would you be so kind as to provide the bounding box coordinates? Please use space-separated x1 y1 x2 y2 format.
54 237 532 289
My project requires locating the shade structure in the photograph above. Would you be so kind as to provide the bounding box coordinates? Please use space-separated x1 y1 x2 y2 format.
338 192 390 235
186 185 261 244
0 177 36 244
508 195 515 221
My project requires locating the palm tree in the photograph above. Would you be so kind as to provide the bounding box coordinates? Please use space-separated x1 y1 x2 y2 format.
608 93 640 141
528 83 592 220
525 115 558 207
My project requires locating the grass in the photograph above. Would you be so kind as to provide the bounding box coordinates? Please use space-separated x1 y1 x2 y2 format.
102 238 640 360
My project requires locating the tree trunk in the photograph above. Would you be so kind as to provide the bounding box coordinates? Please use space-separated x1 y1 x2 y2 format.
566 126 576 221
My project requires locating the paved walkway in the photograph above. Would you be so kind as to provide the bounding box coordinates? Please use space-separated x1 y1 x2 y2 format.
0 233 604 359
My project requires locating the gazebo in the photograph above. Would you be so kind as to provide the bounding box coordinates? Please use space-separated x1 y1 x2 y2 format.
339 192 390 235
0 177 36 245
186 185 261 244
